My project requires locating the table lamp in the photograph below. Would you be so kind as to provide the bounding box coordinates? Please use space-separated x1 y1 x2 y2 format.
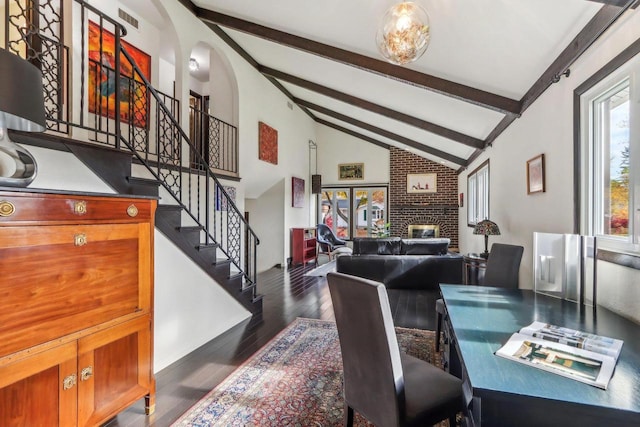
0 48 46 187
473 219 501 258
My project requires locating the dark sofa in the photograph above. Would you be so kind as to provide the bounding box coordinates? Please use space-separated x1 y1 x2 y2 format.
336 237 463 290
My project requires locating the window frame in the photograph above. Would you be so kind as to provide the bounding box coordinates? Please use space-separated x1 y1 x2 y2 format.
467 160 490 227
575 41 640 257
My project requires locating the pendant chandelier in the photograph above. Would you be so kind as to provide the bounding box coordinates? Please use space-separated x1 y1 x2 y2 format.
376 2 431 65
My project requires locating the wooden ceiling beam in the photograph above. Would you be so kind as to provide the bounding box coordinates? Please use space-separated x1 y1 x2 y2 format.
194 7 522 115
476 2 636 154
520 4 634 113
261 66 485 150
296 98 467 166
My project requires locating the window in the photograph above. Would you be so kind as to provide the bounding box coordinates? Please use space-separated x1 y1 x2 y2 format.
579 53 639 253
467 160 489 226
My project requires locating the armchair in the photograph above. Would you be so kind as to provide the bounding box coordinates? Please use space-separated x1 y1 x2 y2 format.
317 223 349 260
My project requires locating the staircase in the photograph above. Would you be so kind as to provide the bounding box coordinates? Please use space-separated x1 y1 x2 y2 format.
5 0 262 313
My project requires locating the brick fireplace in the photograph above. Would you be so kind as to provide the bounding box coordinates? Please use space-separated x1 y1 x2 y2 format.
389 147 459 249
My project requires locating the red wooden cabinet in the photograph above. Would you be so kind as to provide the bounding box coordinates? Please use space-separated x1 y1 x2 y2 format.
0 191 156 426
291 227 317 266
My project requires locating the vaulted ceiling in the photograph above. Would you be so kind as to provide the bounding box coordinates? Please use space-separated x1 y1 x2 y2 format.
177 0 638 170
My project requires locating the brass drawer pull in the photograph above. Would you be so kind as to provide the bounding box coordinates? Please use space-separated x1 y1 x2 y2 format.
0 200 15 217
74 200 87 215
63 374 77 390
80 366 93 381
74 233 87 246
127 204 138 217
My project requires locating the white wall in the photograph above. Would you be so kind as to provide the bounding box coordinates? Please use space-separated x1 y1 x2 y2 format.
246 179 286 272
459 10 640 324
317 125 390 186
154 231 250 371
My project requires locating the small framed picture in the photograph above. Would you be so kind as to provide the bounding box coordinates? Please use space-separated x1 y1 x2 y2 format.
527 154 545 194
338 163 364 180
407 173 437 193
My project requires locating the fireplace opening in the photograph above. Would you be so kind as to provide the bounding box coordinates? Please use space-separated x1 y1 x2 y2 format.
408 224 440 238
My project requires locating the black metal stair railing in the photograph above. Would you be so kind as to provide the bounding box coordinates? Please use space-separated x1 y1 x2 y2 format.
3 0 260 292
118 43 260 289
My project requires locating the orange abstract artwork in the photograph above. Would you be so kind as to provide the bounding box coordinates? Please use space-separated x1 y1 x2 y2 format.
258 121 278 165
88 21 151 127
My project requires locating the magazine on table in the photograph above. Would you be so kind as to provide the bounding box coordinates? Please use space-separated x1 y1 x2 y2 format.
518 321 623 358
495 322 623 390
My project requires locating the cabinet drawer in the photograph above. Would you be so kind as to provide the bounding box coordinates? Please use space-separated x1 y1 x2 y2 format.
0 192 152 225
0 223 148 358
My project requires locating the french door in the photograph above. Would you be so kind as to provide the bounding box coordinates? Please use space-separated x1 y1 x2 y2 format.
319 187 387 239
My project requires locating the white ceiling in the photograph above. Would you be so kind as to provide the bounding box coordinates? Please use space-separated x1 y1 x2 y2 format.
183 0 633 169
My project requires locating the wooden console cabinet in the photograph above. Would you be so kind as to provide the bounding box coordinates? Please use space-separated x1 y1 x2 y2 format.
0 190 156 426
291 227 317 266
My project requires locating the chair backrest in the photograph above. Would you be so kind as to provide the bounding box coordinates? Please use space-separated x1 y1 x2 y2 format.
327 272 404 427
317 223 345 248
483 243 524 288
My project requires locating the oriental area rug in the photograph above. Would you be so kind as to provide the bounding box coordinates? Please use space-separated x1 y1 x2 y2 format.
172 317 447 427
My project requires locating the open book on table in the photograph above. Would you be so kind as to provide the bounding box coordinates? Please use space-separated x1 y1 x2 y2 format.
495 322 623 390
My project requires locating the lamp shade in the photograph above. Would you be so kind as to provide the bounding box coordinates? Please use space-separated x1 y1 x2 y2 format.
473 219 501 236
0 48 46 132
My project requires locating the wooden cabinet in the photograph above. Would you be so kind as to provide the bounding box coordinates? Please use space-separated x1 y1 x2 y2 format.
0 190 156 426
291 227 317 266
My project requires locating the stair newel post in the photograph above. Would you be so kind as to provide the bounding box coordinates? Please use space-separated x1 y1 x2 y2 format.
205 169 210 245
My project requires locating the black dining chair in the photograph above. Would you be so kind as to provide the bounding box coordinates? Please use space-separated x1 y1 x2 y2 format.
435 243 524 351
327 272 464 427
317 223 348 260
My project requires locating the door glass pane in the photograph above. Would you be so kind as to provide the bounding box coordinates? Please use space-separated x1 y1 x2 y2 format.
320 189 350 239
354 188 387 237
354 190 368 237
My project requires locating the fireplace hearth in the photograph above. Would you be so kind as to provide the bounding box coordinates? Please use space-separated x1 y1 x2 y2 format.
408 224 440 238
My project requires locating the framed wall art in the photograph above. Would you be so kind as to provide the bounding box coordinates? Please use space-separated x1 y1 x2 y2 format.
527 154 545 194
338 163 364 180
258 121 278 165
88 20 151 128
407 173 437 193
292 177 305 208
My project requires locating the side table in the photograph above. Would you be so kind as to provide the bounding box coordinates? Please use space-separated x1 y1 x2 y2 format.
463 253 487 285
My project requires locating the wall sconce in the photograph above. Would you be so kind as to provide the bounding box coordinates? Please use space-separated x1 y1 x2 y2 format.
189 57 199 72
0 48 45 187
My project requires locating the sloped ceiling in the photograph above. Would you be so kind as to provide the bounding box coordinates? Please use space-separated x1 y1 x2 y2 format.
178 0 638 170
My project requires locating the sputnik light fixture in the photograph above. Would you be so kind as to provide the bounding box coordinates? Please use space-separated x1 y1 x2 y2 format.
376 2 431 65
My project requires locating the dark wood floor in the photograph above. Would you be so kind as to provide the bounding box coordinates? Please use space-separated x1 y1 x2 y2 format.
107 261 437 427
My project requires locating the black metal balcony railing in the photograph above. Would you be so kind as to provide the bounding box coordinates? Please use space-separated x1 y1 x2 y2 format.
3 0 259 290
189 106 239 175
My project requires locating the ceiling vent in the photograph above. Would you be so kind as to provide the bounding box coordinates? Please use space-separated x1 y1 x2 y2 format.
118 9 139 29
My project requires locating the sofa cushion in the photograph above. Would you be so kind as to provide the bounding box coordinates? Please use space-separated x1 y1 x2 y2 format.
401 238 450 255
353 237 402 255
